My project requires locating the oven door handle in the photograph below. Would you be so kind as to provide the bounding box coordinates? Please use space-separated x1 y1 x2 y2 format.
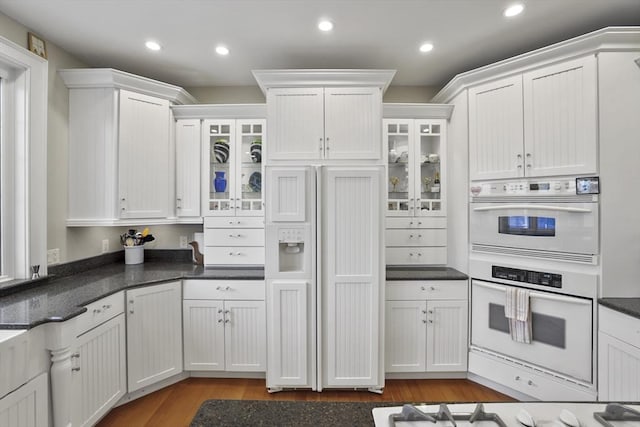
473 281 592 306
472 204 592 213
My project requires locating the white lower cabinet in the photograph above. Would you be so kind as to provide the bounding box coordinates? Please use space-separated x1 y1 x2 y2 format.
72 313 126 427
598 305 640 401
386 281 468 373
183 280 266 372
126 282 183 393
0 372 48 427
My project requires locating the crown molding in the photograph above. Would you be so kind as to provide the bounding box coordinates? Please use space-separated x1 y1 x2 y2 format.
59 68 197 105
171 103 266 119
383 103 454 120
432 26 640 103
252 69 396 95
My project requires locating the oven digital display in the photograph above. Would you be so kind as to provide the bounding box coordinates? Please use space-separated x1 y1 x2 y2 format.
498 216 556 236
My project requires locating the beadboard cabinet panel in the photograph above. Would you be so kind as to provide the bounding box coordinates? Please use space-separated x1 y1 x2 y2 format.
0 373 48 427
126 282 183 393
175 119 201 218
468 75 524 181
118 90 171 218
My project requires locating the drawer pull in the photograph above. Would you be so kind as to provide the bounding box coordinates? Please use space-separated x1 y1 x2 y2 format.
102 304 111 310
93 308 102 314
72 367 81 372
71 353 80 359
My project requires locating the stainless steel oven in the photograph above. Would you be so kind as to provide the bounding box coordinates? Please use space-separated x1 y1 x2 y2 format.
470 178 598 263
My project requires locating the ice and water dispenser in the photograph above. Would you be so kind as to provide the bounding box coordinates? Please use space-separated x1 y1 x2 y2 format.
276 227 307 272
265 166 314 278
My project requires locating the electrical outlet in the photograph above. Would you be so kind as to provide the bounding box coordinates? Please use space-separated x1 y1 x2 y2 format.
47 248 60 265
179 235 188 248
102 239 109 253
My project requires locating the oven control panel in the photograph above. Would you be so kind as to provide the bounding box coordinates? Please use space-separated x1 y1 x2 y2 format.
470 179 578 197
492 265 562 288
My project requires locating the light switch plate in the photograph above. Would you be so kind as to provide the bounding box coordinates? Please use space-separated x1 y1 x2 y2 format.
47 248 60 265
179 236 188 248
102 239 109 253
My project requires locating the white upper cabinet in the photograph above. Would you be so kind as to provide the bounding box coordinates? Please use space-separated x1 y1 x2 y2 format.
266 88 324 160
175 119 201 219
254 69 395 163
267 87 381 161
60 68 196 226
469 75 524 181
202 119 265 217
118 90 171 218
523 56 597 177
468 55 597 180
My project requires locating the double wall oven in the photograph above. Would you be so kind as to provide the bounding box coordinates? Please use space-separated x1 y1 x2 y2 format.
468 178 600 400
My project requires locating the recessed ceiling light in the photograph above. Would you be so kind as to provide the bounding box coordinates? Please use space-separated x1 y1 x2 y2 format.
419 43 434 53
145 41 161 51
215 45 229 56
504 3 524 17
318 20 334 32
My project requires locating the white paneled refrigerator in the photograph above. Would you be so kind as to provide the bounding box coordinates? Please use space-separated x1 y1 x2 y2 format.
265 165 385 392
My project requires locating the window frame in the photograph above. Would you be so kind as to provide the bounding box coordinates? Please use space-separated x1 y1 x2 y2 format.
0 35 47 281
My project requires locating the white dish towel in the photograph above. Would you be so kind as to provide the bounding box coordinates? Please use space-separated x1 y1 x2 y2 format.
505 287 532 344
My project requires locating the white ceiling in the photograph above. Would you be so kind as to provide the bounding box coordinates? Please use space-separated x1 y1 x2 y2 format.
1 0 639 89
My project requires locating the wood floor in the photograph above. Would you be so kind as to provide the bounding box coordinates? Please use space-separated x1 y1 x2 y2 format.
97 378 514 427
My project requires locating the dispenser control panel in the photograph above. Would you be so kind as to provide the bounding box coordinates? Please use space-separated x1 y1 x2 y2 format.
278 228 305 243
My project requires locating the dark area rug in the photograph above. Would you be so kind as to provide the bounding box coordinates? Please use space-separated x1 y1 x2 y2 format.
190 400 402 426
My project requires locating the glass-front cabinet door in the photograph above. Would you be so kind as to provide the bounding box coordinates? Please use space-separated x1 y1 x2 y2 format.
384 119 446 217
205 120 235 215
415 120 444 216
385 120 412 215
236 120 264 215
203 119 265 216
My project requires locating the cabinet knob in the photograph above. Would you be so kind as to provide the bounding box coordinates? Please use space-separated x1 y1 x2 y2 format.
71 352 80 359
418 253 422 257
422 319 427 323
409 221 414 225
428 320 433 324
527 380 534 386
428 310 433 314
409 235 414 239
93 308 102 314
72 367 81 372
418 222 422 225
527 164 532 168
430 286 435 291
225 319 230 323
218 308 223 313
418 234 422 238
515 376 521 381
224 310 230 314
526 153 532 158
103 304 111 309
422 310 427 314
421 286 425 291
218 318 223 323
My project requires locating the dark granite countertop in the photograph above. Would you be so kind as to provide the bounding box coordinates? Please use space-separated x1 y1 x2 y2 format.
386 266 468 281
0 261 264 330
599 298 640 320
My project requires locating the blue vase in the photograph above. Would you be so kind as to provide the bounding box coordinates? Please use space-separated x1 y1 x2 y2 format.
214 171 227 192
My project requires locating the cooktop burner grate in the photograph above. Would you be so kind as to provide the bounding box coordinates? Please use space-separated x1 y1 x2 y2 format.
389 403 507 427
594 403 640 426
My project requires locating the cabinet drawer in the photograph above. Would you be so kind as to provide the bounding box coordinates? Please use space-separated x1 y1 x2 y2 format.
386 217 446 229
205 228 264 246
469 351 596 401
386 229 446 247
76 291 125 336
183 280 265 300
599 306 640 349
205 217 264 228
386 280 467 300
205 246 264 265
386 247 446 265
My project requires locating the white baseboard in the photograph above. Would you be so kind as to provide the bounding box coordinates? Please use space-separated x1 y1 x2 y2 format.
114 372 189 407
189 371 266 379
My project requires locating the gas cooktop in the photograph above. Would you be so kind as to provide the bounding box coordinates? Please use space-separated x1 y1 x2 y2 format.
373 402 640 427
